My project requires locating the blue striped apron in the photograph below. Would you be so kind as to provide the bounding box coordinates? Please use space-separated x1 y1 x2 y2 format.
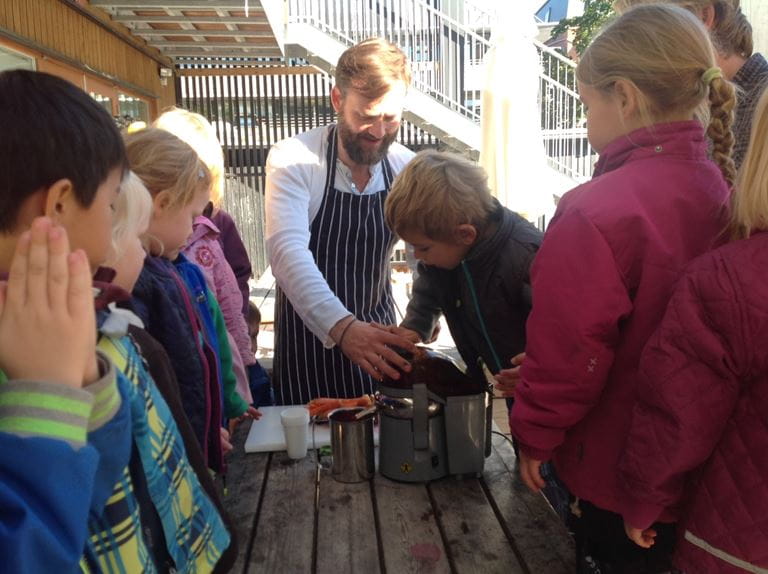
274 125 397 405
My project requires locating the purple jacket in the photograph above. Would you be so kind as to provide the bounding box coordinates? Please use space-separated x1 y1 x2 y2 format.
619 232 768 573
510 121 730 514
211 209 252 316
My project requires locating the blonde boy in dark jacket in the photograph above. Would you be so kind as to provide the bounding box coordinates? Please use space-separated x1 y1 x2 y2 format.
384 150 542 390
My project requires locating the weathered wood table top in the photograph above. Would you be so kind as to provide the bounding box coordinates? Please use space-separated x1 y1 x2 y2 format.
223 421 575 573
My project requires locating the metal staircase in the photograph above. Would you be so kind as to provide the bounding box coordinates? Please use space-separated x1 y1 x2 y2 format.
284 0 595 183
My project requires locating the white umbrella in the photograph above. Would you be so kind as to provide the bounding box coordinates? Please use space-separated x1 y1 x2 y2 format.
479 4 561 222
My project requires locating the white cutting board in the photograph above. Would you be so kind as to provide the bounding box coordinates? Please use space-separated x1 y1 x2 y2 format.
244 406 379 453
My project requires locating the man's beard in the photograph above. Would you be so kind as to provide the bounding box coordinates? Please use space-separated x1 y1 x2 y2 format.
337 115 398 165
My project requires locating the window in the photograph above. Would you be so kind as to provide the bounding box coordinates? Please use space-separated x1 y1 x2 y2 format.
117 93 149 126
89 91 113 114
0 45 35 73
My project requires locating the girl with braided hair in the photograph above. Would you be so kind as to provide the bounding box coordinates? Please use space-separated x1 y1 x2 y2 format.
615 0 768 168
509 5 735 572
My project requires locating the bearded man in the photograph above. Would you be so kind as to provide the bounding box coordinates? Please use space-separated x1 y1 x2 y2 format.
265 38 417 404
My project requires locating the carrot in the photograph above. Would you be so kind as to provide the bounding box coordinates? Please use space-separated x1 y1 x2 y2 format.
306 395 373 418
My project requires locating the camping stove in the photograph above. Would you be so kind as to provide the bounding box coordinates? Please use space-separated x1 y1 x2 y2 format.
376 349 491 482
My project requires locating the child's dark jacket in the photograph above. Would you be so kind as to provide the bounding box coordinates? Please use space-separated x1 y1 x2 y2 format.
401 201 542 376
128 255 224 470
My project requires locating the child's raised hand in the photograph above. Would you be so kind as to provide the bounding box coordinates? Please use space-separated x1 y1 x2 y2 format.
0 217 96 388
494 352 525 397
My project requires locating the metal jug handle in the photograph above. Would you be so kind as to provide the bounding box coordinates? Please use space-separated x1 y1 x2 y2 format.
412 383 429 450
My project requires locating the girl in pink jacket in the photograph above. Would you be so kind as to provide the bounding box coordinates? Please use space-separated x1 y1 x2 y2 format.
618 89 768 574
509 5 735 572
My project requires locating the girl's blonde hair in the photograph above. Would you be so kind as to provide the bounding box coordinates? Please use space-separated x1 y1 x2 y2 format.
124 127 211 209
111 171 153 258
613 0 753 57
579 4 736 186
153 107 225 206
731 89 768 238
385 150 495 240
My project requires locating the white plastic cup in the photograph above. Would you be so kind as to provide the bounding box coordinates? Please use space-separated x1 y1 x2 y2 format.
281 407 310 459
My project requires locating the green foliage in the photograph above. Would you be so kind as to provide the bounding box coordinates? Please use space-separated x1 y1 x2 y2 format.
550 0 615 55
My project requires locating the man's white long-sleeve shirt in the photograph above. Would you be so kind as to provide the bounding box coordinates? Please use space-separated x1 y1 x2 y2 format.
265 125 414 347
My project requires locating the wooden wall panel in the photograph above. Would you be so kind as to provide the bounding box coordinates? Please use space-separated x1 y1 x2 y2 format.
0 0 176 112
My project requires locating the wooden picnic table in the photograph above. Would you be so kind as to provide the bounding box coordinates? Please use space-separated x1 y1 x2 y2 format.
222 421 575 573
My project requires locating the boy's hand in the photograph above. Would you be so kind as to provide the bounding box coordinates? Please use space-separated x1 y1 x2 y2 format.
425 322 441 344
494 352 525 397
624 522 656 548
0 218 96 388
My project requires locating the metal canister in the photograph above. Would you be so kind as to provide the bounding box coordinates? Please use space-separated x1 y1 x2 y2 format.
329 407 375 483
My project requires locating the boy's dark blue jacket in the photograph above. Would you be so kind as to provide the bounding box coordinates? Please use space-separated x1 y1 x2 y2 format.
128 254 224 471
401 202 542 378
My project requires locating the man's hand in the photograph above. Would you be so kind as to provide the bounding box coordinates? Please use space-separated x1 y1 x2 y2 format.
370 322 422 344
518 450 546 492
624 521 656 548
0 217 96 388
494 352 525 397
332 318 417 381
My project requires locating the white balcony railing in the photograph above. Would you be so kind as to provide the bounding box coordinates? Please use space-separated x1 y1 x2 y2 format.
287 0 596 182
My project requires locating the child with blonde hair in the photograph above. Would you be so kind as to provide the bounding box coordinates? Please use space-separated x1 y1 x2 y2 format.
618 88 768 574
614 0 768 168
125 128 256 472
154 107 257 406
153 107 253 312
509 5 735 572
385 150 541 398
95 170 238 571
104 172 152 293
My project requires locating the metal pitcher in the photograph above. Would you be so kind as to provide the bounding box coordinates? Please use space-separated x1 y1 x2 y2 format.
329 407 375 483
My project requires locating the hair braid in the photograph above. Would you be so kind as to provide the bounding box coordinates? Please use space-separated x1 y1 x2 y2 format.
707 76 737 187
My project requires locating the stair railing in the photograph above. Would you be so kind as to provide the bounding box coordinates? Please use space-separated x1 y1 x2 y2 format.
287 0 595 181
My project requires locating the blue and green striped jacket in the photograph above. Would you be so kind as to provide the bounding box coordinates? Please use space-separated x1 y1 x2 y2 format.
83 328 231 573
